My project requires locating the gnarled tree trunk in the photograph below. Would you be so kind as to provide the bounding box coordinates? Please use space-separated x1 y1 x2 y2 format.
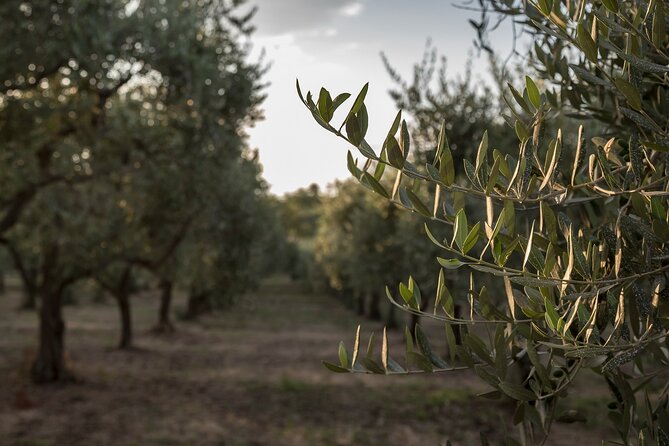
98 266 134 349
184 290 211 320
30 241 75 384
117 292 132 349
153 279 175 333
31 285 70 383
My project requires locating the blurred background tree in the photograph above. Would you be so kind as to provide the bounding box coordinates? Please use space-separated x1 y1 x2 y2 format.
314 179 444 329
303 46 518 329
382 42 517 166
0 0 274 382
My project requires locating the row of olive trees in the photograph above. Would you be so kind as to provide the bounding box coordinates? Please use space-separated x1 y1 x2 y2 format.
307 49 517 328
313 179 442 328
0 0 280 383
302 0 669 443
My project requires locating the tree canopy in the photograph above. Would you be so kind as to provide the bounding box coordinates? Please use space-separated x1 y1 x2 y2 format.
301 0 669 443
0 0 275 383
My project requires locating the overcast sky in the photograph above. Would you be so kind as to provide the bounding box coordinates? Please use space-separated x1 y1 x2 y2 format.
245 0 515 195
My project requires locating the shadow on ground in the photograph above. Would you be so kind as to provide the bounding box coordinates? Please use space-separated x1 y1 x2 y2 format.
0 277 612 445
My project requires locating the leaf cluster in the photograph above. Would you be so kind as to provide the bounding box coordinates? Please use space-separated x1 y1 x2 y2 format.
299 0 669 443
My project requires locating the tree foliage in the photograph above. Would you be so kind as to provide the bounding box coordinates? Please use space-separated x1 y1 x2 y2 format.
311 51 516 326
272 184 322 283
0 0 272 382
382 42 517 166
300 0 669 443
314 179 444 326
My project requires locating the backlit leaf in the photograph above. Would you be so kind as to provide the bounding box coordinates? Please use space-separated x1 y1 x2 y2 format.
525 76 541 109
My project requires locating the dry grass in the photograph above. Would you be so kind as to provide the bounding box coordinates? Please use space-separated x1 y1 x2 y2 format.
0 276 612 445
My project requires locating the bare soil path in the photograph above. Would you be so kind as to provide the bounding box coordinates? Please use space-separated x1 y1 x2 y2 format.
0 277 612 445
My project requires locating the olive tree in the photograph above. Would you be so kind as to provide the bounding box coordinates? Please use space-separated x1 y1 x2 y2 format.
313 52 516 327
300 0 669 443
316 180 391 319
382 42 517 166
274 184 325 284
315 179 443 327
0 0 266 381
181 153 273 319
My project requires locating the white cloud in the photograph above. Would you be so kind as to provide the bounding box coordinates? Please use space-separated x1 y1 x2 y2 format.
339 2 365 17
249 0 362 36
340 42 360 51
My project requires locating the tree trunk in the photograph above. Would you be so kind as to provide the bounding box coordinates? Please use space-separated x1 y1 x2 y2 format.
31 286 71 383
184 290 210 320
367 292 382 321
115 266 134 349
0 271 5 294
153 279 175 333
117 292 132 349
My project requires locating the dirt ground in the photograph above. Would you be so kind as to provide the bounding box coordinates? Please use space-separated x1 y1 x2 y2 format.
0 277 613 446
